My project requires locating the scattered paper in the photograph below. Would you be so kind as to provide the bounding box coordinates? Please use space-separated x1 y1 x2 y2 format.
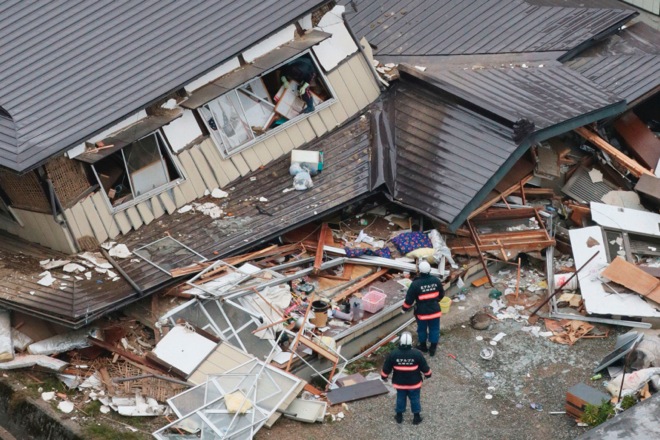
58 401 75 413
177 205 193 214
211 188 228 199
41 391 55 401
37 271 55 287
109 244 131 259
588 169 603 183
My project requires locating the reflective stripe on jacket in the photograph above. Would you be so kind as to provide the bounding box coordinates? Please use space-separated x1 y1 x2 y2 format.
381 347 431 388
402 273 444 320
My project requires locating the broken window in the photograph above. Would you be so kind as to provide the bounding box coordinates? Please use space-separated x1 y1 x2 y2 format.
91 131 182 208
199 52 333 157
133 236 206 276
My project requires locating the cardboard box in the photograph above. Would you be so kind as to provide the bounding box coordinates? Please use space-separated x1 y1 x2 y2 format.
291 150 323 171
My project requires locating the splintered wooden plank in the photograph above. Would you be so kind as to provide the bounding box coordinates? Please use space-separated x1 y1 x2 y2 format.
602 257 660 304
575 127 652 178
274 131 295 155
136 202 155 225
62 208 82 239
318 106 339 132
178 150 207 197
190 146 218 190
125 206 143 230
230 153 250 176
199 140 230 187
239 147 263 171
150 196 165 219
91 192 120 239
326 68 359 117
81 196 109 243
177 180 198 204
69 202 95 238
113 210 132 235
354 54 381 102
344 56 371 109
284 124 307 150
172 185 189 208
158 191 177 214
326 380 388 405
307 113 327 137
296 119 317 143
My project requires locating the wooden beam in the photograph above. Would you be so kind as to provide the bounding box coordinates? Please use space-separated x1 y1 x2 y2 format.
333 268 389 302
467 220 493 286
574 127 653 178
313 224 330 275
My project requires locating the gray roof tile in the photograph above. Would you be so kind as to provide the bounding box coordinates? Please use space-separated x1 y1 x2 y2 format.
0 0 326 172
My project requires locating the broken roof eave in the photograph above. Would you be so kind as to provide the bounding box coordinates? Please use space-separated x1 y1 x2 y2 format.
447 99 627 232
4 1 332 175
557 11 639 63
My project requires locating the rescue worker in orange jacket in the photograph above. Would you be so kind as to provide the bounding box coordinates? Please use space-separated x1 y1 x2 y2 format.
402 260 444 356
381 331 431 424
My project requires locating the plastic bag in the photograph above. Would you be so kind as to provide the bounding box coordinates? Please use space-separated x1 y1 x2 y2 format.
429 229 458 269
293 171 313 191
605 367 660 397
289 162 303 176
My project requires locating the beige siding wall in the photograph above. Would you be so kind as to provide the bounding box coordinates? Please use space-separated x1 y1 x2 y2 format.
47 51 381 248
0 208 77 253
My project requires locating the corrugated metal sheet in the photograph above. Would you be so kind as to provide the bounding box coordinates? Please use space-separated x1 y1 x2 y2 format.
114 116 374 292
565 55 660 104
346 0 636 57
0 0 326 172
561 167 618 204
405 64 623 129
0 231 136 327
392 82 517 225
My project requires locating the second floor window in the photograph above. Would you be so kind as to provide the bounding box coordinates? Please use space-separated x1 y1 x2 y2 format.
199 52 334 157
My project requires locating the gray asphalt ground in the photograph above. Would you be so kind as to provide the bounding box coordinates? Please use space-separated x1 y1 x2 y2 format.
259 288 619 440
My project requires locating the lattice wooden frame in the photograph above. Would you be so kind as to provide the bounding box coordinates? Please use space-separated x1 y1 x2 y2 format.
0 169 51 213
45 156 92 208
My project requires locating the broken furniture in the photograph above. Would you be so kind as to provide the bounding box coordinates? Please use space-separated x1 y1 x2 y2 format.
449 208 555 261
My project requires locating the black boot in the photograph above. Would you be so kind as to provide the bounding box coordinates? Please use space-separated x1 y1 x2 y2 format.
416 342 428 353
413 413 423 425
429 343 438 357
395 412 403 424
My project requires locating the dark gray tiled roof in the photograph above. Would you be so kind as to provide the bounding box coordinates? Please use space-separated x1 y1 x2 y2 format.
0 230 135 327
346 0 635 57
0 0 326 172
406 64 623 129
566 55 660 104
391 83 517 225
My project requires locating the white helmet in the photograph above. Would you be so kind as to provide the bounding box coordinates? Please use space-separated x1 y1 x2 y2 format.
419 260 431 274
400 331 413 348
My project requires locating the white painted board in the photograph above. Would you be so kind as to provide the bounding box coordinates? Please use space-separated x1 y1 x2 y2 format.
569 226 660 318
152 326 217 375
591 202 660 238
312 6 358 71
162 110 203 152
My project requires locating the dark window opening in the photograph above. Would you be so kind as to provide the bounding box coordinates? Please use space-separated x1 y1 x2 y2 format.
93 131 181 207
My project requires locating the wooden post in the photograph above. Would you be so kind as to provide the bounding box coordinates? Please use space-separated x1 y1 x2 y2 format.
519 180 527 205
285 296 314 372
313 224 330 275
467 220 493 287
514 257 521 299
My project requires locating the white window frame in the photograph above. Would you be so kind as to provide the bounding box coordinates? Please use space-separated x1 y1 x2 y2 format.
200 50 336 158
91 130 186 213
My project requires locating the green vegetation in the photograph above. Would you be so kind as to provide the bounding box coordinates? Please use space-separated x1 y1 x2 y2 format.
582 400 615 427
620 395 637 411
84 423 146 440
